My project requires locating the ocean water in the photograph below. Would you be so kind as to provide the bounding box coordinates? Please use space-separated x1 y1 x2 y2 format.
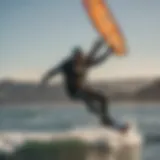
0 102 160 160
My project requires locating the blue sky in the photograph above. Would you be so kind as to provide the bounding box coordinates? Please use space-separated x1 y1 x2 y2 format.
0 0 160 82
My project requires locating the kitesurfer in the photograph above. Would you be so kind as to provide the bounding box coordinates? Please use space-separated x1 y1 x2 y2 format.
41 38 128 131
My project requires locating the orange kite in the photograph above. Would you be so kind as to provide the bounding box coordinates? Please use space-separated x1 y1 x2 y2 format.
82 0 127 56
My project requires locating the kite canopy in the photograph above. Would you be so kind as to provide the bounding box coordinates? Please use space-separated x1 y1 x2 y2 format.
82 0 127 56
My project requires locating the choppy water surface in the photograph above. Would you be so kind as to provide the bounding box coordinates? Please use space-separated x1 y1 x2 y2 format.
0 102 159 159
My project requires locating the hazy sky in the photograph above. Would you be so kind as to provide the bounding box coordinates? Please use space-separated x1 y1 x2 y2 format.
0 0 160 82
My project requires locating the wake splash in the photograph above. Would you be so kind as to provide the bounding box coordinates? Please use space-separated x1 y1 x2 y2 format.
0 124 142 160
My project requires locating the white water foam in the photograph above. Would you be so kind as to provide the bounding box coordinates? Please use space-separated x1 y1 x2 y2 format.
0 123 142 160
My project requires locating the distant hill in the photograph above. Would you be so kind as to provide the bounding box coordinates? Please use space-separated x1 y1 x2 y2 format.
0 79 67 104
134 79 160 101
0 78 158 105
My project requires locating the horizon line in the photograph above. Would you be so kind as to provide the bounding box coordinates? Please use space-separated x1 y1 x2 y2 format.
0 76 159 84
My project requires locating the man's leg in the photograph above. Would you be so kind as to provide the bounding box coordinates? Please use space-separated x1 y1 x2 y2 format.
77 88 114 126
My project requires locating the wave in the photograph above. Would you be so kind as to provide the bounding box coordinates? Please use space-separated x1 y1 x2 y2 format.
0 124 142 160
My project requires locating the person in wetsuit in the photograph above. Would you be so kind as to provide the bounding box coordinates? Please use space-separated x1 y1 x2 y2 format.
41 38 128 129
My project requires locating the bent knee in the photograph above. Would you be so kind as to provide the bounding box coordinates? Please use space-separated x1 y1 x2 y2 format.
101 93 109 102
101 95 108 103
97 92 109 103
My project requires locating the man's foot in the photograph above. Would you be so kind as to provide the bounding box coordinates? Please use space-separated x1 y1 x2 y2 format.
100 117 130 133
114 122 130 133
120 123 130 133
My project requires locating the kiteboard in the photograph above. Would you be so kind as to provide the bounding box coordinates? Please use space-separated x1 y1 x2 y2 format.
82 0 127 56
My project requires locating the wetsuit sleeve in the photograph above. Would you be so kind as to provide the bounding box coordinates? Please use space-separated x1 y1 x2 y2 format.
88 47 113 67
41 64 63 85
87 38 104 60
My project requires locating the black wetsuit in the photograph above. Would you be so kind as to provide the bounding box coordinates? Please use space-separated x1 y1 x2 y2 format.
42 47 114 126
61 59 86 98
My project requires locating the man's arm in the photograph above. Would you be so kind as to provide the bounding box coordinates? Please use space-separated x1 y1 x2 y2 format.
89 47 113 67
87 38 104 60
41 65 62 85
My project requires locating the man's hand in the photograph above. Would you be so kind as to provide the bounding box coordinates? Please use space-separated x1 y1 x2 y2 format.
38 65 62 91
37 78 48 92
107 45 114 54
